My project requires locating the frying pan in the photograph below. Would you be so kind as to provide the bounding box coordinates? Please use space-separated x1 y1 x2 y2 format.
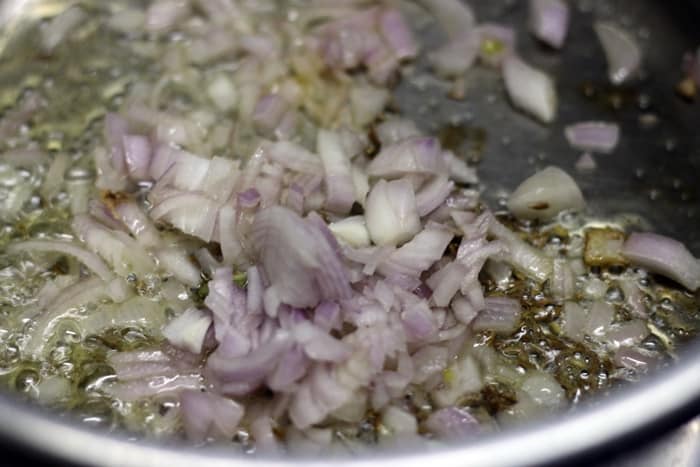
0 0 699 465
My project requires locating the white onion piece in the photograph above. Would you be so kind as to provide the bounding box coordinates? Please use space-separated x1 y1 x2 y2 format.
551 259 575 300
451 295 478 325
605 320 649 348
471 297 521 334
442 150 478 185
35 376 71 405
115 201 162 249
180 390 244 443
106 374 202 402
378 225 454 278
156 247 201 286
150 193 219 242
382 406 418 435
367 136 445 178
350 85 390 127
122 135 152 180
489 217 553 282
484 260 512 289
594 22 642 85
614 347 658 372
163 308 212 354
40 6 86 53
416 176 454 217
503 55 557 123
619 278 648 319
425 407 480 439
586 301 615 338
365 179 421 246
253 95 288 137
521 372 566 410
507 166 585 221
266 141 323 175
374 118 421 146
420 0 476 38
411 346 448 384
318 130 356 214
432 354 482 407
622 232 700 291
351 165 370 207
565 122 620 154
73 215 156 277
529 0 570 49
329 216 371 248
561 301 587 342
8 240 113 281
207 74 238 112
429 31 480 78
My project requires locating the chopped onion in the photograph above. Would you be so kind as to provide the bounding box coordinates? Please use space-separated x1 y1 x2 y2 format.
180 390 244 442
156 247 202 286
379 8 418 60
471 297 521 334
163 308 212 354
489 216 553 282
329 216 372 248
318 130 356 214
252 206 352 309
521 372 565 409
429 31 480 78
622 232 700 291
503 55 557 123
107 374 202 402
350 85 390 127
551 259 575 300
432 354 482 407
374 118 421 146
207 74 238 112
72 214 156 277
367 137 445 178
594 22 642 85
424 406 480 439
613 347 658 372
565 122 620 154
115 200 162 249
529 0 570 49
605 320 650 348
377 224 454 278
365 179 421 246
122 134 152 180
411 346 448 384
507 166 585 221
420 0 476 38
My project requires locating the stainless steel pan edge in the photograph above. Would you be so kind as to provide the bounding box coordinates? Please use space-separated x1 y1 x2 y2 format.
1 339 699 467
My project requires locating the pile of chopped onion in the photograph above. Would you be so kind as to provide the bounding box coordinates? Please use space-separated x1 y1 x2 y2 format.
2 0 697 455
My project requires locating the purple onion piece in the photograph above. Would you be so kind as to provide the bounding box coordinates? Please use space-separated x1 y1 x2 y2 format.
622 232 700 291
